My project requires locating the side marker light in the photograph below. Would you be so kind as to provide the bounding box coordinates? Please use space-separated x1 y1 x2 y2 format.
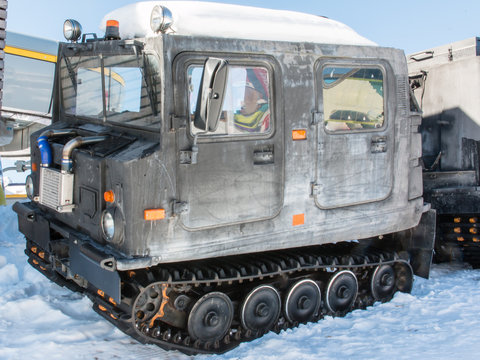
293 213 305 226
144 209 166 221
104 190 115 203
292 129 307 141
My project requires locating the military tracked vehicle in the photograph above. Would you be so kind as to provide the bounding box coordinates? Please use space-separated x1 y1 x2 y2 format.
409 38 480 267
13 2 434 354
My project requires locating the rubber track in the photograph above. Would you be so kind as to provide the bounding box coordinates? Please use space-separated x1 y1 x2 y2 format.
26 240 410 355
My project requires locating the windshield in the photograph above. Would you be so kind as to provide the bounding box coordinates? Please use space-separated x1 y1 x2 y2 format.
60 54 160 130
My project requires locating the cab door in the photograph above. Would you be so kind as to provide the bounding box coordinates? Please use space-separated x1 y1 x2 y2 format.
175 55 284 229
314 60 394 209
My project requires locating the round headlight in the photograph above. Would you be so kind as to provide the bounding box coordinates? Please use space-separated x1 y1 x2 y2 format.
101 207 124 245
25 175 34 200
101 210 115 241
150 5 173 33
63 19 82 42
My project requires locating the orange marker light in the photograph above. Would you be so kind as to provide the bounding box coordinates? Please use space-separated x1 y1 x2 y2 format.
106 20 119 28
292 129 307 141
104 190 115 203
293 213 305 226
144 209 166 221
31 162 38 172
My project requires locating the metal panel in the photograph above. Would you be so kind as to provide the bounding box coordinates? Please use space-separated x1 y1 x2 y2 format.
174 54 284 229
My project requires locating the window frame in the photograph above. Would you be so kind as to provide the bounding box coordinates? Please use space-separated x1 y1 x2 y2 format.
176 53 277 143
316 59 389 135
58 50 162 132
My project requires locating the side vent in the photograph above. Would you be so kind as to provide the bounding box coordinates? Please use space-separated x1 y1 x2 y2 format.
396 75 409 118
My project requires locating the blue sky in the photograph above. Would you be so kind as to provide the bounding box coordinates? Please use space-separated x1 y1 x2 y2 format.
5 0 478 54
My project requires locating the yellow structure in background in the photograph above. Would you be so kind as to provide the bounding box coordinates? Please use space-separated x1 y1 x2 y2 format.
0 183 6 205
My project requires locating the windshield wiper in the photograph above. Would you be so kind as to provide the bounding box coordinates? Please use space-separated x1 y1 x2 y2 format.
140 52 158 116
64 56 77 94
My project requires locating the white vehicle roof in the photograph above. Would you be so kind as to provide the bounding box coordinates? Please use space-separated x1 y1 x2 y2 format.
100 1 376 46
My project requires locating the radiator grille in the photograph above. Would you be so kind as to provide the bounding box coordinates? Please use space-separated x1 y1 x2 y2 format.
39 167 74 212
39 168 61 209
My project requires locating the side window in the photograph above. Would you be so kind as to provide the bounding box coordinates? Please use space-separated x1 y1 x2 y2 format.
188 65 272 136
322 66 384 132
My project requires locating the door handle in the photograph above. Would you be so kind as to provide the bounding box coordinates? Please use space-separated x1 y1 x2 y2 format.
253 148 274 165
371 136 387 153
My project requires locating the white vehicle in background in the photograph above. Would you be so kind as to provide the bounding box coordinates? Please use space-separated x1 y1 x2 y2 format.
0 31 57 202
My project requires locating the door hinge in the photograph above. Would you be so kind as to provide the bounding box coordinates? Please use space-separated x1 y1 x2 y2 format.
179 144 198 165
311 111 323 126
170 115 187 132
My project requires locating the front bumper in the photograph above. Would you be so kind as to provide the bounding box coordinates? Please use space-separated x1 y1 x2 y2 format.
13 201 122 302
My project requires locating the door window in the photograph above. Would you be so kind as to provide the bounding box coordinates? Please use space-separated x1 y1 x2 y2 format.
322 66 384 132
188 65 272 136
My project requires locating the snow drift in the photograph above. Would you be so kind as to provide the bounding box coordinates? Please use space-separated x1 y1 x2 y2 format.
99 1 376 46
1 202 479 359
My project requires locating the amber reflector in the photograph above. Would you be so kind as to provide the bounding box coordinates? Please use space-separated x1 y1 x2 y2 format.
292 129 307 141
474 238 480 243
470 228 478 234
454 227 461 234
293 213 305 226
144 209 166 221
470 217 477 223
104 190 115 203
31 162 38 172
454 217 461 223
457 237 465 242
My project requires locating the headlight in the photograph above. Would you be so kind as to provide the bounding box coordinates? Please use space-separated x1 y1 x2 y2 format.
25 175 34 200
63 19 82 42
102 210 115 240
150 5 173 33
101 207 124 245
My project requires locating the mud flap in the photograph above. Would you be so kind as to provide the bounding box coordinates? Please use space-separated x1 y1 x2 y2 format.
13 201 51 249
409 208 436 279
69 237 121 303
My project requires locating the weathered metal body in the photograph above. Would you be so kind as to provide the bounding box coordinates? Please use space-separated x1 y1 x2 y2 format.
13 4 432 353
409 37 480 265
18 35 424 267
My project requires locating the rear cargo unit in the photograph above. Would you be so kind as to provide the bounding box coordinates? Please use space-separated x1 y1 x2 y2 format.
408 37 480 266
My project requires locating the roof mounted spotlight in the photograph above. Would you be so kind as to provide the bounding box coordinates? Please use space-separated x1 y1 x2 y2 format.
150 5 173 33
63 19 82 42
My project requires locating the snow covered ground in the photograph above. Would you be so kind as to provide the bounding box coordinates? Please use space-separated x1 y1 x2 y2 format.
1 203 479 360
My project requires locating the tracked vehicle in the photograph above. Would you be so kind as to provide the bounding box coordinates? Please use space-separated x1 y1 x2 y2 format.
13 2 434 354
409 38 480 267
